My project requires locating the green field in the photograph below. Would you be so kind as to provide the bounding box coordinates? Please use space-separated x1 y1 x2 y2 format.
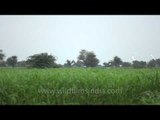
0 67 160 105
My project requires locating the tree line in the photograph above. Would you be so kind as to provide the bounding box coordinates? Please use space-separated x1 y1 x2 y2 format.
0 49 160 68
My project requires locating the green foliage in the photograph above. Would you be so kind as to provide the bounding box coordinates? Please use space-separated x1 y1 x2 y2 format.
112 56 122 67
53 64 63 68
77 49 99 67
26 53 56 68
0 68 160 105
84 52 99 67
133 60 146 68
17 61 26 67
0 61 6 67
103 56 123 67
77 49 87 63
122 62 131 67
64 60 75 67
6 56 18 67
0 50 5 61
103 62 110 67
74 60 84 67
148 59 156 68
0 50 6 67
155 59 160 67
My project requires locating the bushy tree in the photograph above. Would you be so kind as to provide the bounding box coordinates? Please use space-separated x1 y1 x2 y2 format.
112 56 122 67
84 52 99 67
122 62 131 67
6 56 18 67
77 49 87 64
132 60 146 68
26 53 56 68
103 62 108 67
74 60 84 67
103 61 112 67
0 50 5 61
0 61 6 67
147 59 156 68
156 58 160 67
77 50 99 67
53 63 62 68
17 60 26 67
64 60 75 67
0 50 5 67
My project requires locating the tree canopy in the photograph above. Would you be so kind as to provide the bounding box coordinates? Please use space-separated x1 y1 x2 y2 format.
77 49 99 67
132 60 146 68
112 56 122 67
0 50 5 61
1 49 160 69
6 56 18 67
26 53 56 68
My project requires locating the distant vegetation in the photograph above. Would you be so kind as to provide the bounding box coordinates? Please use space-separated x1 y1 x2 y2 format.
26 53 57 68
1 49 160 105
0 49 160 68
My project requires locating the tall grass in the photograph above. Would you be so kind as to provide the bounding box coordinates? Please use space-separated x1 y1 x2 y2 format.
0 67 160 105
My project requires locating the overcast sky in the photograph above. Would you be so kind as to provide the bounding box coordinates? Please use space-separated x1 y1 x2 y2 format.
0 15 160 64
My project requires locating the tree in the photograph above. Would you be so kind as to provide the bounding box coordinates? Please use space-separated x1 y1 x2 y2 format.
26 53 56 68
132 60 146 68
6 56 18 67
17 60 26 67
77 50 99 67
122 62 131 67
84 52 99 67
0 50 6 67
53 63 62 68
0 61 6 67
103 60 115 67
103 62 111 67
0 50 5 61
103 62 108 67
112 56 122 67
147 59 156 68
74 60 84 67
64 60 75 67
78 49 87 64
66 60 72 67
156 58 160 67
56 64 63 68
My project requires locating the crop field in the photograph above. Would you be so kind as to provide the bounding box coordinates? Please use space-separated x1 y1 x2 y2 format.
0 68 160 105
